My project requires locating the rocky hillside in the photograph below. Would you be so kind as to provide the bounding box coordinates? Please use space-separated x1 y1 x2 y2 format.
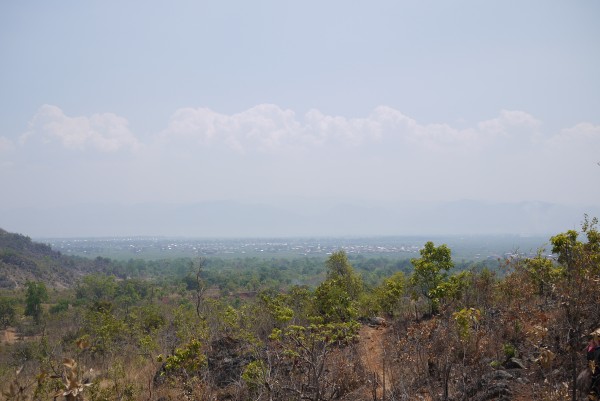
0 228 104 289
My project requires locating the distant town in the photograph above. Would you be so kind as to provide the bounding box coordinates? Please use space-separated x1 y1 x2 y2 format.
38 234 550 261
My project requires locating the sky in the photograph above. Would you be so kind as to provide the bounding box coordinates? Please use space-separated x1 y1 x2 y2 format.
0 1 599 237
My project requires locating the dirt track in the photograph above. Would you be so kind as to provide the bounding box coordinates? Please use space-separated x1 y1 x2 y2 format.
358 325 388 399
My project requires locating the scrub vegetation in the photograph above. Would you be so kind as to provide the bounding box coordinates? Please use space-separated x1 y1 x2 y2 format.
0 216 599 400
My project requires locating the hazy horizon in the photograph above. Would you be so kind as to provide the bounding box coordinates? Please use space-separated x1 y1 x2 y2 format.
3 199 597 239
1 1 599 238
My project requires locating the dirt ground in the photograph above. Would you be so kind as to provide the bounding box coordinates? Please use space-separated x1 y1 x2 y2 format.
1 327 18 345
358 324 389 400
357 324 435 401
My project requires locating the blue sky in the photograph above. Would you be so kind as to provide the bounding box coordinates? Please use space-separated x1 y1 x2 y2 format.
0 1 599 236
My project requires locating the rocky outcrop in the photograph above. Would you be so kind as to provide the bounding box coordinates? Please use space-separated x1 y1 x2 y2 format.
464 370 523 401
207 336 254 388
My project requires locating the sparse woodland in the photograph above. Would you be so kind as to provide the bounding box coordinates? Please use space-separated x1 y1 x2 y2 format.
1 216 599 401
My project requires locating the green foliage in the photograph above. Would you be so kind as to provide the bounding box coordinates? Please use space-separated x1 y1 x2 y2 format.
260 293 294 324
523 250 564 296
374 271 407 317
503 343 517 359
130 304 165 334
550 215 600 273
0 297 16 328
271 321 360 355
223 305 240 331
3 222 600 401
84 308 128 355
161 339 206 374
410 241 454 314
433 270 472 304
76 274 117 304
550 230 580 266
545 215 600 399
242 360 267 391
356 291 380 318
313 251 363 323
24 281 48 324
170 303 208 345
314 279 358 323
325 250 363 299
452 307 480 341
269 320 360 400
115 280 141 311
286 285 315 324
49 299 70 315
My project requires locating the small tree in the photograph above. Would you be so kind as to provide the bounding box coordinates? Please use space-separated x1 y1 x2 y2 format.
314 251 363 323
522 249 564 297
193 258 206 318
314 279 357 323
269 321 360 401
549 215 600 401
375 271 407 317
24 281 48 324
0 297 16 328
410 241 454 315
325 250 363 300
75 274 117 307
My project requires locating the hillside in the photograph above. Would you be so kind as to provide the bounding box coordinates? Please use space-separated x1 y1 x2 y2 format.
0 228 108 289
0 219 599 401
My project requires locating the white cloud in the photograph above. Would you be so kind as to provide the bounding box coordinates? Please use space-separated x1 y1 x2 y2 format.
153 105 600 205
160 104 546 154
9 104 600 207
477 110 541 136
160 104 301 152
21 104 585 162
553 122 600 143
22 105 140 152
475 110 543 149
303 109 385 146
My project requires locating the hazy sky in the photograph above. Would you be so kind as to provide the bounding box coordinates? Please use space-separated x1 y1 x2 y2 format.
1 1 599 233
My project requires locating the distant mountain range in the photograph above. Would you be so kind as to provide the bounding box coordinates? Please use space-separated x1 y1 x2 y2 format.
1 199 597 238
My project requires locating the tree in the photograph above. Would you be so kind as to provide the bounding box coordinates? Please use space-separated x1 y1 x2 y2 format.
193 258 206 318
522 249 564 297
410 241 454 315
75 274 117 304
375 271 407 317
269 321 360 401
325 250 363 300
315 251 363 322
115 280 142 315
0 297 16 328
314 279 357 323
549 215 600 401
24 281 48 324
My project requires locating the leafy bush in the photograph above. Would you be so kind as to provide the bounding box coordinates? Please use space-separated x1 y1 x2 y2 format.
0 297 16 327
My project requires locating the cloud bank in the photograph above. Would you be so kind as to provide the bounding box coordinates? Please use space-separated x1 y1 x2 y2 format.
16 104 598 158
157 105 549 154
2 104 598 210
